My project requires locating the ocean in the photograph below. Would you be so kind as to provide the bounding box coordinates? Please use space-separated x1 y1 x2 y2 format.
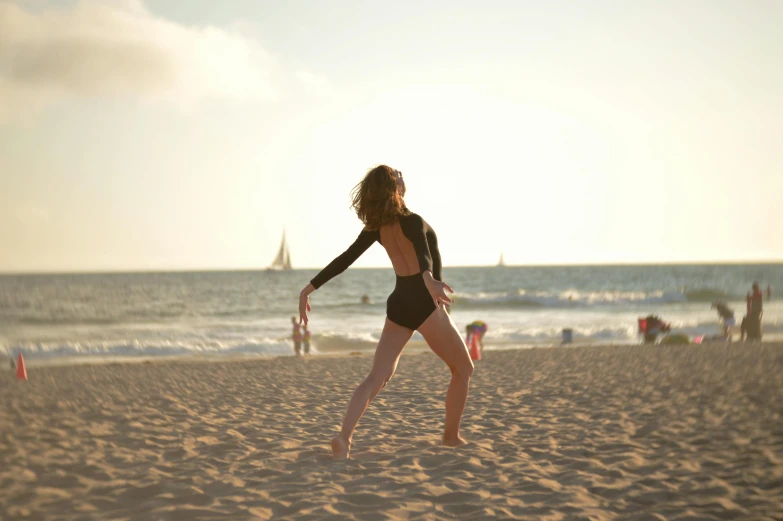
1 264 781 363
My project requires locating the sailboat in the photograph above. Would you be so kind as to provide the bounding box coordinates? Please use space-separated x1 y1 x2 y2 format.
267 230 293 271
497 252 505 267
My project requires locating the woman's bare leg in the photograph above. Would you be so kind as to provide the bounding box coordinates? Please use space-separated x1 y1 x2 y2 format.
331 318 414 459
417 306 474 446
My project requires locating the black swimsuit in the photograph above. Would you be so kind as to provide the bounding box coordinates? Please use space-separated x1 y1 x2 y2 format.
310 213 442 330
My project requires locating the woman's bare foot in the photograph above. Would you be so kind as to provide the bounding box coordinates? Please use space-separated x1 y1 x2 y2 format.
443 435 468 447
331 435 351 460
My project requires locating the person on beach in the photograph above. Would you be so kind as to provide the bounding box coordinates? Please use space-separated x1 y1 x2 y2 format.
750 282 764 312
298 165 473 460
711 301 735 340
640 314 670 344
746 282 764 340
302 325 311 355
291 316 303 356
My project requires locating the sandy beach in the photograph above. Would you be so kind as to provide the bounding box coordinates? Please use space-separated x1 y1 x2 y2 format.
1 343 781 521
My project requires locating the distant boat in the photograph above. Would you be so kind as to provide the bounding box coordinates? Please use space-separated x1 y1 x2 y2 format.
497 252 505 267
267 231 292 271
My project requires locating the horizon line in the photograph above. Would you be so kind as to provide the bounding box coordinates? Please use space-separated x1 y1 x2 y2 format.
2 259 783 276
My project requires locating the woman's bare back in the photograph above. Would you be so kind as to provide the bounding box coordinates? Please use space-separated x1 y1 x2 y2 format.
380 221 420 276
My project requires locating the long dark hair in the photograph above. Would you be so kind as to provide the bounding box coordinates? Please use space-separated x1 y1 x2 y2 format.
350 165 408 230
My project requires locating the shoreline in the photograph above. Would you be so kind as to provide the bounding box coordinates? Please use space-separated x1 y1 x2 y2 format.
7 337 780 369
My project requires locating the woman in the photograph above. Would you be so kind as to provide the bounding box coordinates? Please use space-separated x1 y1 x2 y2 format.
298 165 474 460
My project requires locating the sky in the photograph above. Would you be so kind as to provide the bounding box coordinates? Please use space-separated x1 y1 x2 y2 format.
1 0 781 273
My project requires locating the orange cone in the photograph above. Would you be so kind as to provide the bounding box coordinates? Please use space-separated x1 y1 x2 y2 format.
469 332 481 361
16 354 27 381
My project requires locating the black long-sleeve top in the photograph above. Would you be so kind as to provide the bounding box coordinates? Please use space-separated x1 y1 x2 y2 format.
310 212 441 289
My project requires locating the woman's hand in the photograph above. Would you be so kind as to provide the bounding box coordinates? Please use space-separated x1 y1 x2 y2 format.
422 270 454 308
299 284 314 325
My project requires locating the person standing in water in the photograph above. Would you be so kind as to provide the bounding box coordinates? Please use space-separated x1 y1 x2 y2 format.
298 165 473 459
291 316 302 356
302 325 311 355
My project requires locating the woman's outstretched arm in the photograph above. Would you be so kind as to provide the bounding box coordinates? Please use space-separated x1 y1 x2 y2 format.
299 283 315 325
299 228 379 324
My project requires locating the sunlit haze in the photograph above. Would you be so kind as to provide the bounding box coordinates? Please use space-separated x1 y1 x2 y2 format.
1 0 781 273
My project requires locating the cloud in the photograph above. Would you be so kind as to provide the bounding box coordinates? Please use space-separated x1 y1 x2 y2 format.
0 0 288 122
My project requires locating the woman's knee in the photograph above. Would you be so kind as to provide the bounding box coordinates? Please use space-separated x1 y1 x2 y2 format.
452 359 474 379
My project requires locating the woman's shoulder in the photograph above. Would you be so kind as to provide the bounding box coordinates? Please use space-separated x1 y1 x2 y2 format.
398 212 437 237
400 210 426 224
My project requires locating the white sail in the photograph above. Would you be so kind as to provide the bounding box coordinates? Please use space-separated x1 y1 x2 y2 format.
497 253 505 267
268 231 293 270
